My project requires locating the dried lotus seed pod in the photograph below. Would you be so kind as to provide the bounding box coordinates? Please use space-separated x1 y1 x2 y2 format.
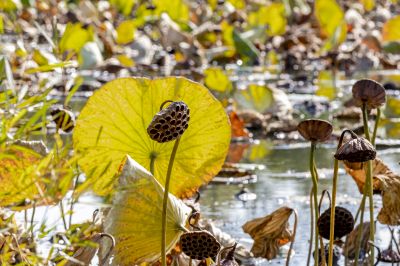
352 79 386 109
147 101 190 143
180 231 221 260
50 107 75 133
297 119 333 142
334 137 376 162
318 206 354 240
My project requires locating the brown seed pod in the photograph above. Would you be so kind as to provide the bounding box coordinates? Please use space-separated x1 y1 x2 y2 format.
317 206 354 240
50 107 75 133
147 101 190 143
334 137 376 162
297 119 333 142
352 79 386 109
180 231 221 260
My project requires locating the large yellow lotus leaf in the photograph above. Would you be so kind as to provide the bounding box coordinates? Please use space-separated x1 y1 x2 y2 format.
73 77 231 197
104 156 191 265
383 16 400 42
0 145 43 206
235 84 274 113
204 67 232 92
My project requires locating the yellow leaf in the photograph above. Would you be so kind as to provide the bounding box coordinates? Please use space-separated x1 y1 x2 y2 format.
116 20 135 44
110 0 135 16
116 54 135 67
235 84 274 112
104 156 191 264
204 67 232 92
386 96 400 117
32 49 49 66
360 0 375 11
153 0 189 23
227 0 245 9
248 3 287 36
221 21 236 57
382 15 400 42
59 23 94 54
315 0 346 49
73 77 231 197
316 70 337 100
247 140 272 162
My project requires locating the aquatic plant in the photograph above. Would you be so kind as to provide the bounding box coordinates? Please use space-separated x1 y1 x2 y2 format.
297 119 333 266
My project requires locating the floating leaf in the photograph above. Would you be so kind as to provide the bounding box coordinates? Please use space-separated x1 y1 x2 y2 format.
104 156 191 264
316 71 337 100
360 0 375 11
73 77 231 197
235 84 274 113
204 67 232 93
59 23 94 54
116 20 136 44
385 97 400 117
110 0 135 16
383 15 400 42
315 0 346 50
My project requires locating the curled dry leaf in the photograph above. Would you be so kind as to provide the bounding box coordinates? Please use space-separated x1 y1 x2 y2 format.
242 206 294 260
343 158 400 225
343 222 374 260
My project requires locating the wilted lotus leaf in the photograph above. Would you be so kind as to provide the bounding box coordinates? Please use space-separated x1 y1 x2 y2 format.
344 158 400 225
73 77 231 197
343 222 374 260
104 155 191 265
242 206 294 260
0 143 45 207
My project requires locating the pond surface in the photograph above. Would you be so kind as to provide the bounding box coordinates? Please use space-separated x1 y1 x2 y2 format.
200 142 400 265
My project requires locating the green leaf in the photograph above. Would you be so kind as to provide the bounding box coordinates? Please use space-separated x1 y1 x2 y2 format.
233 30 260 64
116 20 136 44
73 77 231 197
25 61 75 74
59 23 94 54
382 41 400 54
104 155 191 264
383 15 400 42
235 84 274 112
204 67 232 92
109 0 135 16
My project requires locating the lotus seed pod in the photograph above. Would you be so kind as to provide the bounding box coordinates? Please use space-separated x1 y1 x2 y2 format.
147 101 190 143
317 206 354 240
180 231 221 260
352 79 386 109
50 107 75 133
297 119 333 142
334 137 376 162
379 249 400 263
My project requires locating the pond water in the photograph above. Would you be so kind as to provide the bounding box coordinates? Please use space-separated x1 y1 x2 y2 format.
200 142 400 265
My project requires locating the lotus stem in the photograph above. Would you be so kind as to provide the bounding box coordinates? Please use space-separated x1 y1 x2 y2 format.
354 193 366 266
371 108 381 146
286 209 298 266
314 165 326 266
328 130 349 266
161 137 181 266
150 152 156 175
30 202 36 235
307 188 314 266
362 102 375 265
310 142 319 266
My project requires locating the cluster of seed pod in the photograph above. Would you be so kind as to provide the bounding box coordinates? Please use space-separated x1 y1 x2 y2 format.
180 231 221 260
147 101 190 143
318 206 355 240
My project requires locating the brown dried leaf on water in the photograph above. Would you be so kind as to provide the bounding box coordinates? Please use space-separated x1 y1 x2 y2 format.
229 111 250 138
343 222 373 259
65 233 115 266
242 206 294 260
343 158 400 225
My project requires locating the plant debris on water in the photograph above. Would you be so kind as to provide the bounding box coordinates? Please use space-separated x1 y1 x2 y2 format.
0 0 400 265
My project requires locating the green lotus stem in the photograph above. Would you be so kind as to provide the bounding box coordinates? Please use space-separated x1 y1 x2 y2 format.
59 201 68 231
328 158 338 266
161 137 181 266
306 188 314 266
313 165 326 266
371 108 381 146
310 142 319 266
328 130 350 266
353 194 366 266
362 103 375 265
30 202 36 235
150 152 156 175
